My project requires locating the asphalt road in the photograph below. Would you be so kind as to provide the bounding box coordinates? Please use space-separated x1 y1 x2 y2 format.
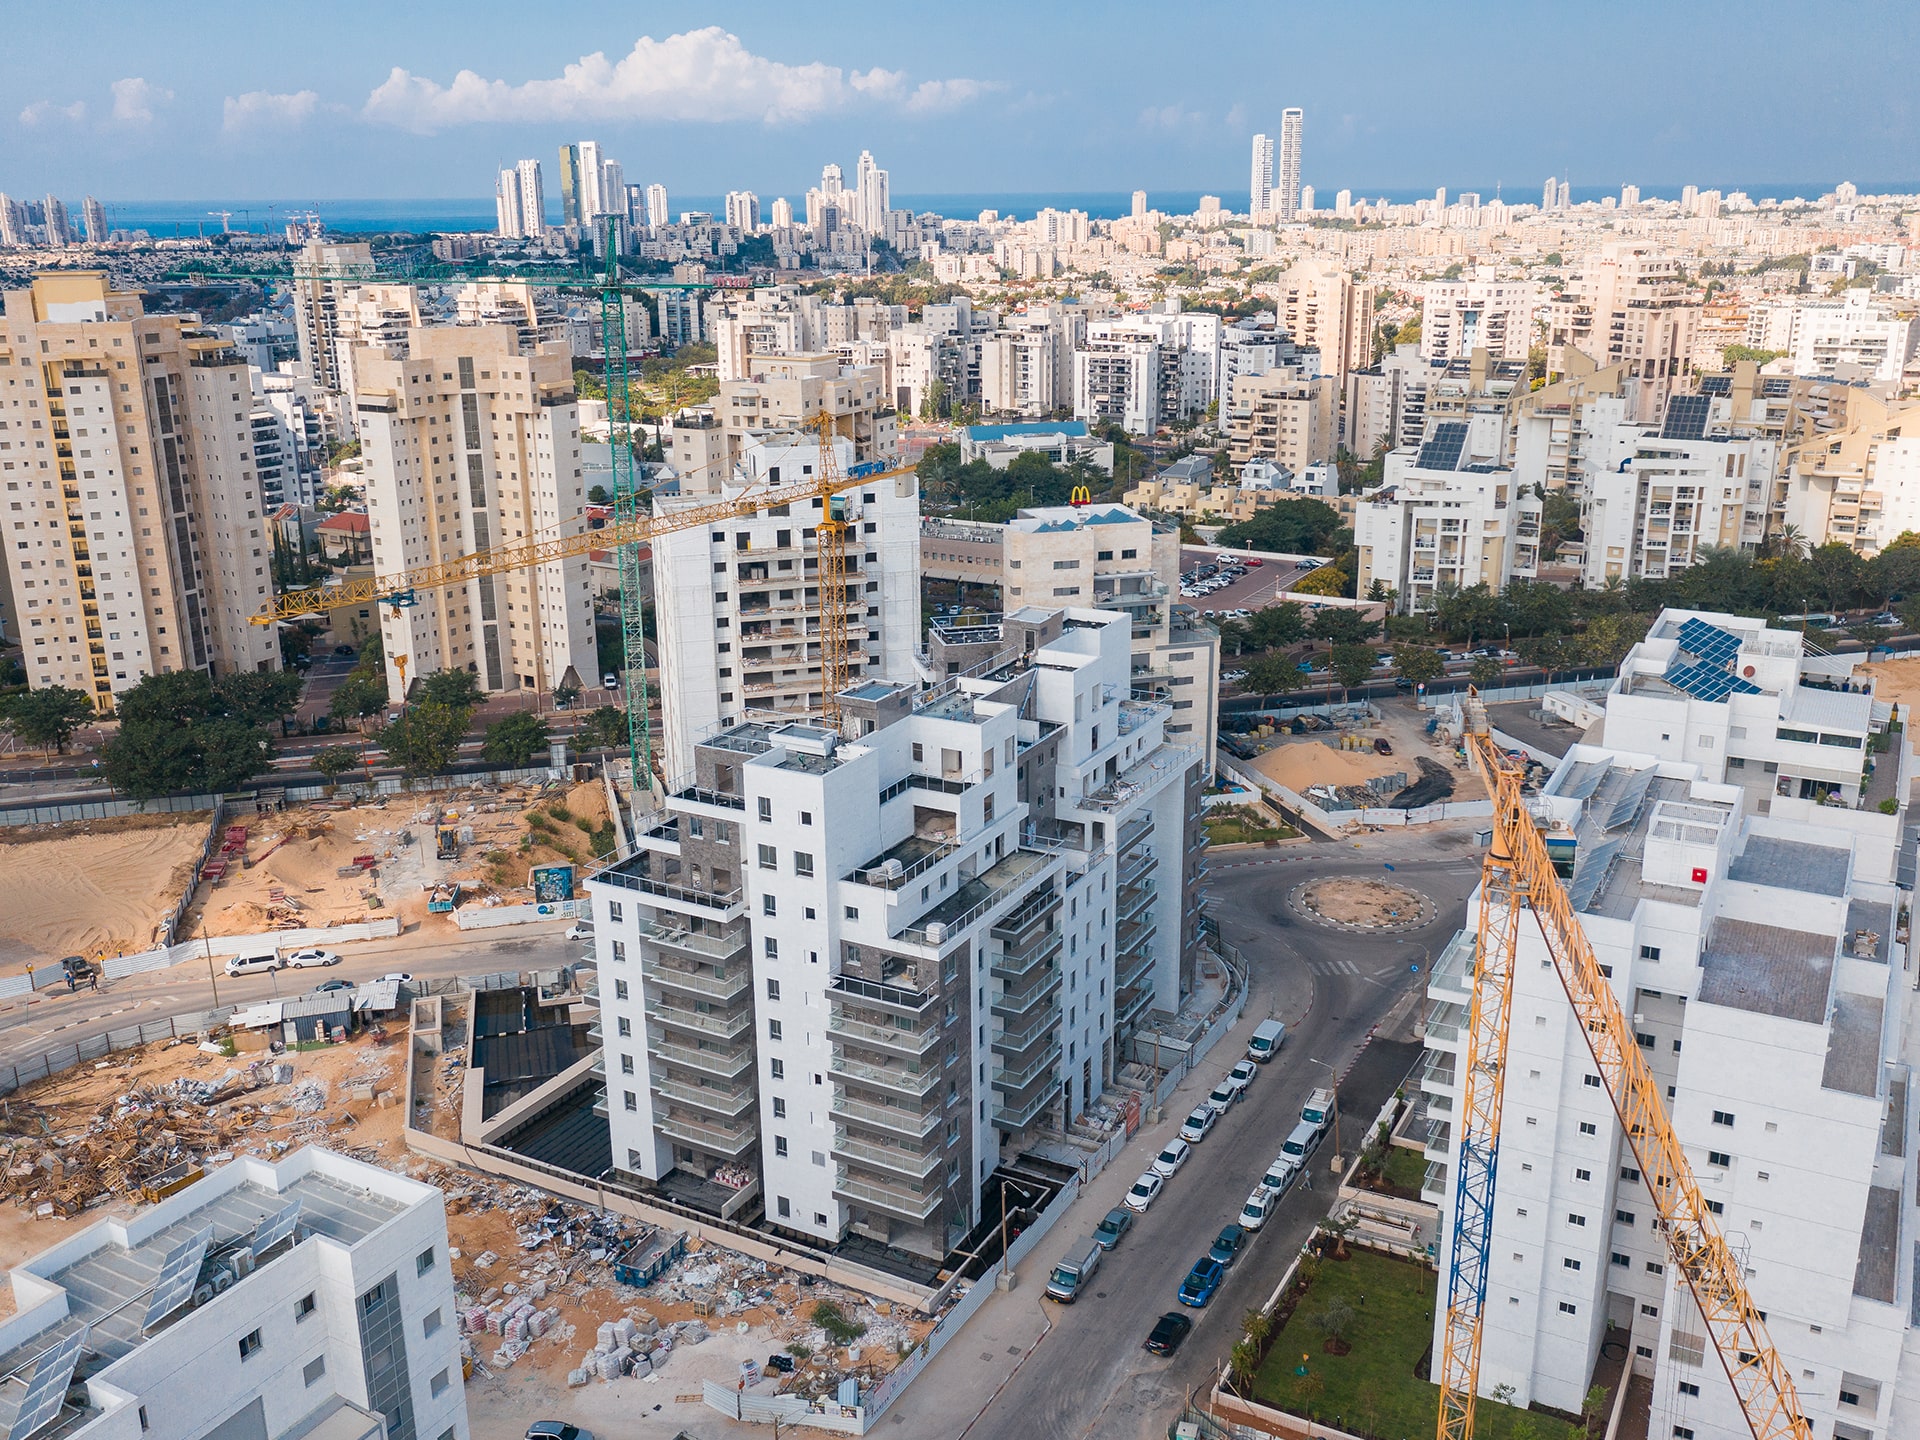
964 842 1484 1440
0 925 588 1066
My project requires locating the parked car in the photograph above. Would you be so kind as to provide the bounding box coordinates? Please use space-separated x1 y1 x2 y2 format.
1393 677 1415 692
1262 1154 1303 1196
1240 1187 1277 1231
1123 1171 1165 1212
1093 1208 1135 1251
1374 738 1393 754
1227 1059 1258 1092
315 979 355 994
1873 611 1900 626
1142 1311 1194 1356
526 1425 593 1440
333 644 355 657
379 971 415 986
1208 1224 1247 1267
284 948 340 968
1177 1256 1225 1307
1204 1080 1241 1114
1244 557 1264 567
1151 1137 1192 1178
565 922 593 941
602 672 620 690
1178 1106 1218 1143
224 952 283 977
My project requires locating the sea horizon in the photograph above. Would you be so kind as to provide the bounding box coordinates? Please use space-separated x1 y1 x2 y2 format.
95 180 1915 238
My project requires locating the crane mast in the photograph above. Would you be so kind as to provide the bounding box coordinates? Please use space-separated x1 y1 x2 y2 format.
1439 695 1811 1440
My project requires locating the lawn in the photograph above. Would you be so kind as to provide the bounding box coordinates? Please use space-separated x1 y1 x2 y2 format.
1250 1249 1581 1440
1203 804 1299 846
1381 1143 1428 1194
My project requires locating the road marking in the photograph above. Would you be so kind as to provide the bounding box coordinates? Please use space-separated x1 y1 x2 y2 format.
1308 959 1360 976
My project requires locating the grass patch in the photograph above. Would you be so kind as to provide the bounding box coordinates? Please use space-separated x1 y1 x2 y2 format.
1204 804 1299 846
1380 1144 1427 1194
1251 1250 1580 1440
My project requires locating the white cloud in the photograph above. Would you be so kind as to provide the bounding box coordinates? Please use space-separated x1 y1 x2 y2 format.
223 89 321 132
110 77 172 125
18 99 87 127
362 26 996 131
1138 103 1207 132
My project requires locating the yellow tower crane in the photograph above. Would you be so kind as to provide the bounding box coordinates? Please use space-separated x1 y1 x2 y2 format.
1438 692 1811 1440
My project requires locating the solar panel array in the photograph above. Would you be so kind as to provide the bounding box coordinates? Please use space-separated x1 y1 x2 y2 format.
1762 377 1794 397
1661 393 1713 440
1665 662 1763 703
142 1226 212 1330
1604 769 1658 832
1676 617 1742 667
1415 421 1469 472
1568 839 1625 912
6 1326 88 1440
251 1200 303 1261
1559 762 1611 801
1698 375 1732 396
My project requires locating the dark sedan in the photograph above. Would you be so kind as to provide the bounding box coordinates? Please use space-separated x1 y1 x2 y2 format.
1142 1311 1193 1356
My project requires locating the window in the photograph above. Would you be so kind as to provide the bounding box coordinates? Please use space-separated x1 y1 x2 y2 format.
416 1247 436 1276
758 797 772 821
621 1054 634 1075
1646 1261 1664 1275
1704 1199 1724 1215
1610 1252 1630 1267
801 811 813 826
296 1293 316 1321
303 1356 326 1386
1712 1110 1735 1127
777 1196 791 1218
772 1097 786 1118
431 1369 450 1398
1636 1033 1655 1048
758 844 778 870
360 1282 388 1315
238 1329 263 1360
767 978 781 1000
1583 1074 1602 1089
1579 1122 1597 1136
614 979 628 1000
845 905 859 920
1558 1302 1577 1315
769 1019 783 1040
1678 1383 1699 1398
764 937 779 960
794 851 814 877
1674 1428 1695 1439
1839 1389 1860 1407
1707 1150 1731 1168
609 902 623 923
623 1091 637 1111
1616 1209 1636 1226
1563 1257 1582 1271
763 895 777 916
1640 944 1660 960
617 1017 631 1037
138 1409 148 1433
1641 1302 1660 1318
770 1058 785 1079
1567 1213 1586 1227
1574 1168 1591 1181
424 1308 443 1337
775 1136 789 1157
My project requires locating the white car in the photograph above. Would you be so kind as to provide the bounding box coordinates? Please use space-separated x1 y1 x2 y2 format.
284 949 341 968
1151 1137 1192 1179
1123 1170 1165 1213
1261 1154 1302 1196
1240 1186 1277 1231
379 972 415 986
1228 1059 1258 1092
1179 1106 1218 1143
1204 1081 1241 1115
565 922 593 941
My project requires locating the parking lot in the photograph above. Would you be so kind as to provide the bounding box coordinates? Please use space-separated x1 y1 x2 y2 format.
1178 547 1314 618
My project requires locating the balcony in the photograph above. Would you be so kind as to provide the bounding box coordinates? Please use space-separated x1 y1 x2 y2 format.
1423 1160 1449 1203
1115 945 1156 994
991 1008 1056 1058
991 1083 1055 1133
846 832 952 889
991 885 1058 942
1423 999 1467 1045
833 1131 943 1182
652 1076 755 1120
830 1054 942 1098
638 918 748 962
829 973 937 1017
641 957 749 1004
834 1169 943 1223
991 1040 1062 1095
671 783 746 813
1075 746 1191 814
1419 1054 1458 1092
1113 983 1154 1029
989 928 1062 980
828 1011 942 1058
646 1002 752 1041
650 1038 754 1080
1116 883 1154 925
594 858 744 915
831 1094 941 1140
899 846 1060 946
1116 916 1157 957
1116 848 1157 890
656 1109 757 1158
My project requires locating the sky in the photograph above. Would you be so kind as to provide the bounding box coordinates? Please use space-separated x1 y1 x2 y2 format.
5 1 1917 204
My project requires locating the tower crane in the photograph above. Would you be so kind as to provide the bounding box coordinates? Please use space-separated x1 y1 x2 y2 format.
1439 694 1811 1440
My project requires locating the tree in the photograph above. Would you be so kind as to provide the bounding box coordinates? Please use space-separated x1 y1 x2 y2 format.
1242 1308 1274 1349
1327 643 1376 693
1311 1298 1356 1345
313 745 362 784
1807 542 1866 612
1468 656 1503 690
1244 601 1308 651
1227 1338 1260 1393
0 686 94 754
215 670 306 727
481 712 551 768
1392 644 1444 687
1291 563 1350 597
1848 622 1892 657
1581 1384 1611 1438
331 669 388 726
419 667 485 711
587 484 611 505
1516 632 1581 677
103 715 271 799
1214 497 1343 556
1721 343 1785 367
1308 608 1380 645
579 704 631 752
374 702 468 779
1243 654 1304 697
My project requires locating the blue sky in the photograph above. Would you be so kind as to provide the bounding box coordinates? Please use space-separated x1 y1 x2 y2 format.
5 1 1916 202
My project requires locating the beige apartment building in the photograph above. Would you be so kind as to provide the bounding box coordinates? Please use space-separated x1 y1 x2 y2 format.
1278 260 1374 387
1223 370 1338 474
354 325 596 703
667 353 895 487
919 503 1219 770
1781 389 1920 555
1 271 279 709
1546 242 1700 424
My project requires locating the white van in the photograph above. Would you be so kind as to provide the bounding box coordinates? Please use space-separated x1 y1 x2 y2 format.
1045 1237 1104 1303
1240 1187 1276 1231
1280 1119 1321 1161
224 951 283 977
1247 1019 1287 1063
1262 1154 1302 1196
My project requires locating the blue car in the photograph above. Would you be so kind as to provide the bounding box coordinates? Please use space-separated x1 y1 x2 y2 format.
1178 1256 1224 1307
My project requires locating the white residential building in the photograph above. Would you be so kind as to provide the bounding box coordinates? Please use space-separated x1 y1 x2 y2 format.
495 168 524 239
0 1147 467 1440
725 191 761 233
1790 292 1917 383
1217 319 1320 414
1421 278 1539 363
585 607 1205 1257
650 432 920 781
1546 243 1700 424
1781 392 1920 554
1344 343 1430 458
1075 305 1221 435
515 159 546 237
1353 417 1541 612
1579 393 1778 586
354 325 596 703
1224 370 1340 476
1422 609 1919 1439
645 184 669 231
1250 133 1275 218
1 272 281 708
1277 109 1303 224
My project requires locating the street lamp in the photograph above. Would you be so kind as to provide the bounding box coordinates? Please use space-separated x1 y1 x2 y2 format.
1307 1056 1343 1178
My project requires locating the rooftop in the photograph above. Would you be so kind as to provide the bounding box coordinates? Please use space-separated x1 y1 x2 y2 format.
1726 835 1851 897
1822 992 1885 1098
1697 917 1835 1024
1853 1184 1901 1303
965 420 1089 442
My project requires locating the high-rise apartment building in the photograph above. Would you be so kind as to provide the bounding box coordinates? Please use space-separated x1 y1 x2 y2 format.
645 183 669 231
770 197 794 229
1250 133 1275 217
1547 243 1700 424
1277 109 1303 223
725 191 761 233
0 272 281 707
1279 260 1373 388
1223 370 1339 475
495 168 524 238
353 325 596 703
250 369 326 510
650 424 918 780
1420 278 1539 363
289 239 378 395
1131 190 1148 220
1543 175 1558 211
81 195 106 244
516 158 546 237
1422 609 1916 1437
1781 390 1920 555
854 151 890 234
42 195 72 247
584 607 1204 1257
0 194 23 247
556 141 608 230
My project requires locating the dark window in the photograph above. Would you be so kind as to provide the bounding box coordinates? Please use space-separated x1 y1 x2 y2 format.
238 1329 263 1360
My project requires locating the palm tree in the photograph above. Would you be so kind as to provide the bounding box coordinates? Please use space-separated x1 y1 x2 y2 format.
1763 524 1810 562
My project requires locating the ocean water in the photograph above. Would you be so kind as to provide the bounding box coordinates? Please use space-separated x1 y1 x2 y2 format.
105 181 1915 237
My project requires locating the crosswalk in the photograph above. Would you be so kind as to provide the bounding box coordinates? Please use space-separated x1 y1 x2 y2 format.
1307 958 1362 976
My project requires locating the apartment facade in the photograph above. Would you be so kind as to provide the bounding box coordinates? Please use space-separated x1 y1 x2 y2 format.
650 433 921 782
0 1147 466 1440
1420 278 1539 363
1781 392 1920 554
1278 261 1373 391
1223 370 1339 475
1546 244 1700 424
667 355 895 487
1353 417 1541 612
1421 610 1917 1438
585 610 1205 1258
354 325 596 703
289 240 378 396
1 271 281 708
918 503 1221 768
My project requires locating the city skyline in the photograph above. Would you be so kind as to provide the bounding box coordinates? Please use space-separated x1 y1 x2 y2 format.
4 2 1916 199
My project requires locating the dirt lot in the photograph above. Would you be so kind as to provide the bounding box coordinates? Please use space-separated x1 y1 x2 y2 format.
1861 656 1920 719
1251 737 1408 793
1297 875 1425 925
0 813 210 971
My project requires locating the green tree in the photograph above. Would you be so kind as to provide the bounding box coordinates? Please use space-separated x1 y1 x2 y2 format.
331 669 388 726
1469 656 1503 690
587 484 611 505
1581 1384 1611 1438
1806 542 1866 612
1245 601 1308 651
101 668 276 798
481 711 552 768
1391 644 1444 687
419 667 485 711
1242 654 1303 696
1327 642 1377 693
1308 608 1380 645
579 705 630 751
374 702 468 780
1721 343 1785 367
0 686 94 754
1848 622 1892 657
313 745 362 784
214 670 306 727
1215 498 1343 557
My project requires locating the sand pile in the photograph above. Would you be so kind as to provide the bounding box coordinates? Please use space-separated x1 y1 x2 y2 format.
1253 739 1406 793
0 813 211 969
